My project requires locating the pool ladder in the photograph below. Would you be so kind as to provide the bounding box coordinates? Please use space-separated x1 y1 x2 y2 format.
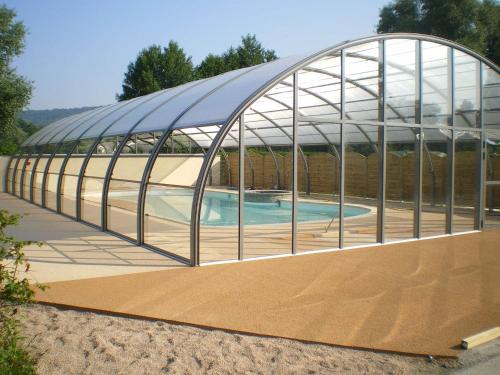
325 214 336 233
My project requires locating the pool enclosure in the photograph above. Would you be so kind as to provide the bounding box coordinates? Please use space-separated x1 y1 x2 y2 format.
5 34 500 266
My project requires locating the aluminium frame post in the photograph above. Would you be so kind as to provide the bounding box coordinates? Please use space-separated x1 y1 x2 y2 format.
238 116 245 260
414 40 423 238
376 40 387 244
339 49 346 249
292 71 299 255
445 47 455 234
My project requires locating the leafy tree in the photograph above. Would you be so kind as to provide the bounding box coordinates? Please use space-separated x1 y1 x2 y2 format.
0 118 39 155
195 53 227 79
236 34 277 67
377 0 500 64
0 5 32 142
478 0 500 65
195 34 278 79
117 41 194 100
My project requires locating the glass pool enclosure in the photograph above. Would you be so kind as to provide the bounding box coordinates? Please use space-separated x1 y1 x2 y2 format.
5 34 500 265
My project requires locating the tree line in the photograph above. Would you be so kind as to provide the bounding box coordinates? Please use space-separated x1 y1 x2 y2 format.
117 34 277 100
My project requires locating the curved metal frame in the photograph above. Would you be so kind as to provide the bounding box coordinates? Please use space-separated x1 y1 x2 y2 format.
189 33 498 266
5 33 499 267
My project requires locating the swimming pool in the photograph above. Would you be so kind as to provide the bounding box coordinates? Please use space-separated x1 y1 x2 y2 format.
136 189 370 226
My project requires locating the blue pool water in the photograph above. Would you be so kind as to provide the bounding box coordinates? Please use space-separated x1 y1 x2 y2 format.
139 189 370 226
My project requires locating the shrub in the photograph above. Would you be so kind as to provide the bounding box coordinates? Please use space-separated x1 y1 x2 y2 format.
0 209 44 375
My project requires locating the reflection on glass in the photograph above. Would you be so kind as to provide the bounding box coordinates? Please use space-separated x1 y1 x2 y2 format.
421 128 449 236
453 131 480 232
483 65 500 130
454 50 480 128
199 121 239 263
344 124 379 246
386 39 416 123
144 129 209 260
422 42 450 125
345 42 381 121
385 126 417 241
485 130 500 228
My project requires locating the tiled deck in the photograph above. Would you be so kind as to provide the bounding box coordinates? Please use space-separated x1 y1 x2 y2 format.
1 193 182 283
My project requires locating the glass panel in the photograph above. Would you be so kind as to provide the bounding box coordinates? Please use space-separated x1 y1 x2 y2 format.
297 53 341 121
14 157 27 196
485 130 500 228
422 42 451 125
80 137 117 225
454 130 480 232
243 77 293 259
175 54 309 128
421 128 450 236
33 156 49 205
45 155 64 210
60 140 95 218
344 124 379 247
107 133 158 239
483 64 500 131
6 157 17 193
297 122 340 252
385 126 417 241
454 50 480 128
136 68 254 133
81 177 104 225
144 129 208 259
200 122 240 262
22 156 36 198
386 39 416 123
345 41 382 121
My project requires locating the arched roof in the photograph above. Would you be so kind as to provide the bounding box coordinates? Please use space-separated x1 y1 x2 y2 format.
23 33 499 148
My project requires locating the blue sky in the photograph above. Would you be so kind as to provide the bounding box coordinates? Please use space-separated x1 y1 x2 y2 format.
5 0 387 110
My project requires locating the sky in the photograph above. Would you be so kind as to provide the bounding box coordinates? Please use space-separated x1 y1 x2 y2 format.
5 0 388 110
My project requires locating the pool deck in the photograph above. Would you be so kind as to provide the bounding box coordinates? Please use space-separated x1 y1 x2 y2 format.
2 192 500 357
1 193 181 283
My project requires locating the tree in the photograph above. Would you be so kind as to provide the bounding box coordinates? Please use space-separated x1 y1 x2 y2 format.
0 118 39 155
0 5 32 142
195 34 278 79
236 34 277 67
117 41 194 100
478 0 500 65
377 0 500 64
194 53 227 79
